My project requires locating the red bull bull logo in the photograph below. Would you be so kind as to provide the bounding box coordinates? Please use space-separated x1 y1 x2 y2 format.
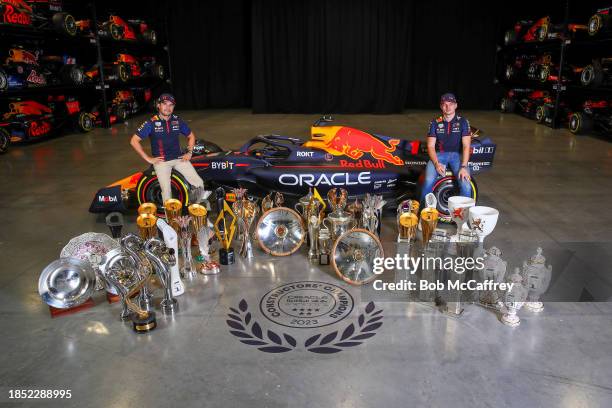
306 126 404 166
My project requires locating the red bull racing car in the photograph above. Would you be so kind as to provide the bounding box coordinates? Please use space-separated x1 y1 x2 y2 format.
89 117 496 220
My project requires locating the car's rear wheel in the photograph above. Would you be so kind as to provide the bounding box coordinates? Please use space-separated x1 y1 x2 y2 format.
0 68 8 91
504 30 516 45
52 13 77 36
431 176 478 223
500 98 516 113
504 64 514 80
115 104 128 122
61 65 84 85
0 128 10 154
77 112 94 132
153 64 164 79
537 22 549 41
115 63 130 82
142 29 157 44
108 23 122 40
539 64 550 83
588 14 609 36
535 105 547 123
137 171 190 217
569 112 593 134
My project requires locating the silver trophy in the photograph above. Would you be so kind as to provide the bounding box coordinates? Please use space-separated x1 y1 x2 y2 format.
188 203 220 274
121 233 154 312
500 268 529 327
332 228 384 285
521 247 552 313
234 193 258 259
479 246 508 307
175 215 196 280
99 248 141 320
144 238 179 315
256 207 305 256
308 210 321 262
38 258 96 309
362 194 385 235
318 227 332 265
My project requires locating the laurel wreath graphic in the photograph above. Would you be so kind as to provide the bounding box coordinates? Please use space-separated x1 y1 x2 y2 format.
226 299 383 354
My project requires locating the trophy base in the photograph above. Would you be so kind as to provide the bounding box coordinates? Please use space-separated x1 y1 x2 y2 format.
220 248 235 265
49 297 95 318
132 312 157 333
160 298 179 315
319 253 330 265
501 313 521 327
524 301 544 313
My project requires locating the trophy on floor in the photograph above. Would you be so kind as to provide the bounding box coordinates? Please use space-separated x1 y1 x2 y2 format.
156 217 185 296
447 196 476 241
188 203 219 274
478 246 507 307
144 237 179 315
420 207 439 247
346 198 364 229
397 212 418 253
105 212 124 240
294 188 314 224
500 268 529 327
468 206 499 244
307 199 324 262
137 213 158 240
521 247 552 313
318 226 332 265
138 202 157 216
121 233 154 313
362 194 385 236
261 193 274 213
175 215 196 280
214 200 237 265
164 199 183 229
325 188 353 242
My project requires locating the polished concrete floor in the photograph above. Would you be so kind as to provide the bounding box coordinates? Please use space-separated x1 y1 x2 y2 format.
1 110 612 407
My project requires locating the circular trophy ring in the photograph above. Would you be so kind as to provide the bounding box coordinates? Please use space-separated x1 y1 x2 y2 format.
256 207 305 256
38 258 96 309
331 228 384 286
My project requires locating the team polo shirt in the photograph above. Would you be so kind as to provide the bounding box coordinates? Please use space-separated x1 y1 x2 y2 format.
136 114 192 161
427 115 471 153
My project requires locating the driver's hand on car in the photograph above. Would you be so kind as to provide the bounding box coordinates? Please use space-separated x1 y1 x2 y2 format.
147 156 164 165
180 152 192 161
435 162 446 176
458 167 471 181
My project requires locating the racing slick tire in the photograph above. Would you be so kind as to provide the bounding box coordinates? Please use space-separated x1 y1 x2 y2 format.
52 13 77 36
61 65 85 85
142 29 157 44
115 104 129 122
538 64 550 83
580 63 604 87
153 64 165 79
108 23 123 40
535 104 547 123
0 68 7 91
588 13 610 36
115 63 130 82
537 22 549 41
503 30 517 45
504 64 514 80
569 112 593 134
431 175 478 223
136 171 191 217
76 112 94 132
0 128 9 154
500 98 516 113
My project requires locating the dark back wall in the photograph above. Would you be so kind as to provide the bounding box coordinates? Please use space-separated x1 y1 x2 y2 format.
98 0 605 112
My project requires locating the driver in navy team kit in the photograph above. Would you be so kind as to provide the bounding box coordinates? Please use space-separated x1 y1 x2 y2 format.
420 93 473 205
129 93 204 204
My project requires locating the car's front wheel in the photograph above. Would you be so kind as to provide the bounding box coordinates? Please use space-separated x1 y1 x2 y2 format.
569 112 593 134
431 175 478 223
0 128 10 154
136 171 191 217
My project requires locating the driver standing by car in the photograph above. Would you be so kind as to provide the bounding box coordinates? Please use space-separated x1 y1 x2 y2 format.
421 93 472 205
130 93 204 204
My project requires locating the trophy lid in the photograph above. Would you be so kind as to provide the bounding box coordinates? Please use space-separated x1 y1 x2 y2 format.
327 210 352 223
138 202 157 215
529 247 546 264
137 213 157 228
420 207 439 221
188 203 207 218
399 212 418 227
39 258 96 309
164 199 182 211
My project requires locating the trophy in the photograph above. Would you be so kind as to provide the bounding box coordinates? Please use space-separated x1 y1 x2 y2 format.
164 199 183 228
232 188 248 242
362 194 385 235
478 246 507 306
121 233 154 312
105 212 124 240
468 206 499 244
324 188 354 242
261 193 274 213
257 207 305 256
306 198 324 261
239 200 258 259
521 247 552 313
144 237 179 315
137 213 158 240
138 202 157 216
274 192 284 207
447 196 475 241
188 203 220 274
294 188 314 223
99 244 157 333
500 268 529 327
420 207 439 246
332 229 384 285
156 218 185 296
214 200 237 265
175 215 196 280
39 258 96 310
318 227 332 265
346 199 364 229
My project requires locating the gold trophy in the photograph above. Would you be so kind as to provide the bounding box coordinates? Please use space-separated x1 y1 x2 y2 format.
137 213 158 240
261 193 274 213
420 208 439 246
138 202 157 216
398 212 418 242
164 199 183 229
214 200 237 265
238 200 258 258
346 198 364 229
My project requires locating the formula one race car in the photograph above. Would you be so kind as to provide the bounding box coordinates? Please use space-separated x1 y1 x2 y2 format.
0 0 76 35
579 58 612 87
587 7 612 36
84 54 164 84
0 96 93 147
88 87 152 125
500 88 552 119
504 16 587 44
90 117 497 221
0 47 84 90
569 100 612 135
77 15 157 44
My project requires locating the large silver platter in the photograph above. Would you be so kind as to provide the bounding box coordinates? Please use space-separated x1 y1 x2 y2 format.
60 232 119 270
38 258 96 309
332 228 384 285
256 207 305 256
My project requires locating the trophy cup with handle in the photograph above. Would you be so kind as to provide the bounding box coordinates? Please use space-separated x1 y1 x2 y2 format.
144 237 179 315
137 213 158 241
521 247 552 313
447 196 476 241
175 215 196 280
420 207 439 248
214 200 237 265
164 199 183 229
121 233 154 313
188 203 220 274
501 268 529 327
238 199 258 259
156 218 185 296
